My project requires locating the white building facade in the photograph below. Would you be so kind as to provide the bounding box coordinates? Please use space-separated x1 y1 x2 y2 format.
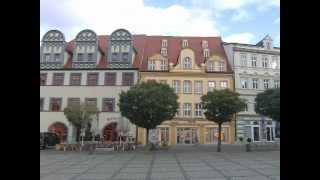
40 29 138 143
224 35 280 142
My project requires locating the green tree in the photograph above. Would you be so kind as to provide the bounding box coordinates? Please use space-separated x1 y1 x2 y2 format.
255 88 280 121
119 80 178 145
63 102 98 142
201 89 246 152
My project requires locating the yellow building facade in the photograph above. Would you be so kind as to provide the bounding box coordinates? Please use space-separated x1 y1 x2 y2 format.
136 38 235 145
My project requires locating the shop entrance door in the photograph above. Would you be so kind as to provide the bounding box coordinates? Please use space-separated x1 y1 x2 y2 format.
177 128 198 144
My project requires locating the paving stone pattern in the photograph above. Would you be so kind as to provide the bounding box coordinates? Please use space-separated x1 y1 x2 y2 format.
40 149 280 180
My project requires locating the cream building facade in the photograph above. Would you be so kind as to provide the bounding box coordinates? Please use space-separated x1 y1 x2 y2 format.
224 35 280 142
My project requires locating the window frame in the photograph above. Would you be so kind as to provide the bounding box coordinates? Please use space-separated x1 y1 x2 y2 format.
67 97 80 107
87 73 99 86
52 73 64 86
252 78 259 89
194 103 203 117
172 80 181 94
183 103 192 117
263 79 270 89
104 72 117 86
219 62 225 72
194 81 203 94
69 73 82 86
102 98 115 112
183 57 192 69
122 72 134 86
40 73 47 86
208 81 216 92
148 60 156 71
183 80 192 94
49 97 62 112
220 81 228 89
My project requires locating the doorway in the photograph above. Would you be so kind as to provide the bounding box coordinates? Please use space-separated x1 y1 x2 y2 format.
103 122 118 142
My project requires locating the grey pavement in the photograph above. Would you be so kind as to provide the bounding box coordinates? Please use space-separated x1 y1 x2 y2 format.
40 146 280 180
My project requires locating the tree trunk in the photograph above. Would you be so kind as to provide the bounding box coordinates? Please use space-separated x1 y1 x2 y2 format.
217 123 222 152
146 128 149 146
76 127 80 143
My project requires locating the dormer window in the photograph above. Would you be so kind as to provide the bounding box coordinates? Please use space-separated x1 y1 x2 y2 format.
266 42 271 49
162 39 168 47
161 48 167 56
160 59 167 70
207 61 214 72
54 54 60 61
88 53 93 61
78 53 83 61
148 60 155 71
202 40 208 48
112 53 119 61
183 57 192 69
182 39 188 48
219 62 225 72
203 49 210 58
44 54 51 62
122 53 129 61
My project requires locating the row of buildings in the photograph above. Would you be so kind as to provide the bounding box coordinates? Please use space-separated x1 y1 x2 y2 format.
40 28 280 145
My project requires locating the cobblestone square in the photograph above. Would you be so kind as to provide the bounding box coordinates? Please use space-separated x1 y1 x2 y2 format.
40 147 280 180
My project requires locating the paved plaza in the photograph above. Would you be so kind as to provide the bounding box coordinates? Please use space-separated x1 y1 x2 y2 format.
40 146 280 180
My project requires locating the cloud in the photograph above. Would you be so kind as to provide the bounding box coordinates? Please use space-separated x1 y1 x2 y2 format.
231 10 252 22
223 32 255 44
40 0 220 41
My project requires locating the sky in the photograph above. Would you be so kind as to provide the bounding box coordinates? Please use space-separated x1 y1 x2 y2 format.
40 0 279 46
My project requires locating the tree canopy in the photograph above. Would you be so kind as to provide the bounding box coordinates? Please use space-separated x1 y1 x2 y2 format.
119 80 178 144
255 88 280 121
201 89 246 124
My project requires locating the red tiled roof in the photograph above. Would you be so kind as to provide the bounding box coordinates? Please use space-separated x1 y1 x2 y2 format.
63 35 232 73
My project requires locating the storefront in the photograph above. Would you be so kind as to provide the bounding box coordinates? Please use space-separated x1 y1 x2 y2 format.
244 120 276 142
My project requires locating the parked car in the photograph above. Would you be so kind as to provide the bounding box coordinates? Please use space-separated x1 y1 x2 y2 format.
40 132 60 149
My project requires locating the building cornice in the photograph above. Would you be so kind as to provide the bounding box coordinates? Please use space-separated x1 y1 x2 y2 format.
233 47 280 55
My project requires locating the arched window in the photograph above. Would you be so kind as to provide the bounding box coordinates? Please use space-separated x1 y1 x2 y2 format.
108 29 133 68
72 29 98 68
207 61 214 72
40 30 65 69
183 57 192 69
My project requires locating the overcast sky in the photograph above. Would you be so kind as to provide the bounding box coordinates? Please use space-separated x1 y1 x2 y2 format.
40 0 279 46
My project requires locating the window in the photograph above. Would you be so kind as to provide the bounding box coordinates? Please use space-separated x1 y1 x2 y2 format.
148 60 155 70
112 52 119 61
160 60 167 70
253 127 260 141
87 53 93 61
244 103 248 112
219 62 225 71
85 98 97 107
102 98 115 112
220 81 228 88
40 73 47 86
161 39 168 47
194 81 203 94
105 73 116 86
78 53 83 61
264 79 270 89
67 98 80 107
207 61 214 72
40 98 44 111
160 80 167 84
203 49 209 58
266 42 271 49
183 103 192 117
195 103 203 117
241 78 248 89
70 73 81 86
183 57 192 69
251 55 257 67
122 72 134 86
240 54 247 67
122 52 129 61
262 57 268 68
271 56 278 69
208 81 216 92
274 80 280 88
50 98 62 111
176 103 180 117
182 39 188 48
54 53 60 61
87 73 99 86
202 40 208 48
52 73 64 86
172 80 181 94
161 48 167 56
44 53 50 61
252 78 258 89
183 80 192 93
